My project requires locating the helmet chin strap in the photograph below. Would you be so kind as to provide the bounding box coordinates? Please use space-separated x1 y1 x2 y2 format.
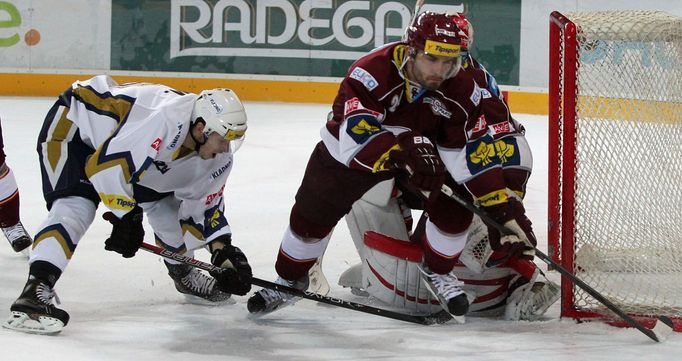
401 51 426 103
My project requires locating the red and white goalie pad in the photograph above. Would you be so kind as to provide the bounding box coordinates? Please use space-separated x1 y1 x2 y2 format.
362 231 515 316
362 231 442 314
451 263 514 317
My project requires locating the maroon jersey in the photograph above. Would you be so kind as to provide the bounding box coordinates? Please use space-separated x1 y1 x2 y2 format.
0 119 5 164
320 42 527 205
464 56 502 99
462 54 533 197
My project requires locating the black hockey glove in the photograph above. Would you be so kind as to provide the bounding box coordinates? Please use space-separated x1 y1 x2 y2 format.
484 199 536 260
102 206 145 258
209 235 252 296
389 131 446 196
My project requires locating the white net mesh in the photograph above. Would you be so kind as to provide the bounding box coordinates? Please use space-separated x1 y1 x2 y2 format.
566 10 682 319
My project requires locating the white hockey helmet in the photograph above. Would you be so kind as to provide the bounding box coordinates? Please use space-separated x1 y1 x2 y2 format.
191 88 247 152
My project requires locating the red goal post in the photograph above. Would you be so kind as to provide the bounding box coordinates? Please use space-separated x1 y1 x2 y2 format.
548 10 682 331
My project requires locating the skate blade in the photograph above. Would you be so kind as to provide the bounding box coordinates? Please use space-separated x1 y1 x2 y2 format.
3 311 64 335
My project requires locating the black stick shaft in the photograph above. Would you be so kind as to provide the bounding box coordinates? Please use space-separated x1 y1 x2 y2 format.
139 242 437 325
439 185 666 342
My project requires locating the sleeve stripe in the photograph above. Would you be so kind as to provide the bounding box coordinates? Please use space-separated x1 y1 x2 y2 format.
84 141 136 182
72 85 135 126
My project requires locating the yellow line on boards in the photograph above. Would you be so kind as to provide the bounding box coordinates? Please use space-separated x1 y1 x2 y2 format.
0 73 341 104
506 91 548 116
0 72 551 115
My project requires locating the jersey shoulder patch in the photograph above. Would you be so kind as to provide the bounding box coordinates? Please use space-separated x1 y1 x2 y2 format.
350 67 379 91
469 82 492 106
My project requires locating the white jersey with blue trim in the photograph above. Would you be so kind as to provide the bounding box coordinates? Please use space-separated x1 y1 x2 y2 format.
69 75 232 241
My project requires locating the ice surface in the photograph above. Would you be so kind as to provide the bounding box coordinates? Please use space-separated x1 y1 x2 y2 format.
0 97 678 360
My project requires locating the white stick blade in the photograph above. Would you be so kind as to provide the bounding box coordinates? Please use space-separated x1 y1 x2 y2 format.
651 316 674 342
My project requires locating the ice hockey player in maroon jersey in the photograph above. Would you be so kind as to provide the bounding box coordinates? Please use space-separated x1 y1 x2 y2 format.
0 117 32 253
247 12 536 322
344 12 557 321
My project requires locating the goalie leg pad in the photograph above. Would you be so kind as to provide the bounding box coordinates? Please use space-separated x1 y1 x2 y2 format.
341 182 410 291
344 181 410 259
362 231 442 314
449 263 513 317
362 232 523 318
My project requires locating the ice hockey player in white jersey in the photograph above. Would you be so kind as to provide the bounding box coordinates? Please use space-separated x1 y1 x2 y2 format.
3 75 252 335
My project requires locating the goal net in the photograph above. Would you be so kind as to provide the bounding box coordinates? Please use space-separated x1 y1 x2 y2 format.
548 10 682 331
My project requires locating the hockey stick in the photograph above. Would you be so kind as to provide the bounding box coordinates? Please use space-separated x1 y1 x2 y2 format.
436 184 674 342
185 240 331 296
402 0 424 41
183 237 333 296
183 237 331 295
138 242 450 326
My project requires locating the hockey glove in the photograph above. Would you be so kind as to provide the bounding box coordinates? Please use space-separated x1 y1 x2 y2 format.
102 206 145 258
483 199 536 260
209 236 253 296
389 131 446 195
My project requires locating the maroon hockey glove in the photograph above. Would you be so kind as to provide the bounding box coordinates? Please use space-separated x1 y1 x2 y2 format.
102 206 145 258
390 131 446 195
209 236 252 295
484 199 536 260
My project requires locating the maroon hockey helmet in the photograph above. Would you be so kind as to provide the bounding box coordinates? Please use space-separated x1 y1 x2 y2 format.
450 13 474 52
406 11 462 58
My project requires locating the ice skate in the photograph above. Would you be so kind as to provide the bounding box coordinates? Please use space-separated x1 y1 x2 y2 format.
2 221 32 253
3 276 69 335
247 276 309 315
165 262 233 304
418 265 471 323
